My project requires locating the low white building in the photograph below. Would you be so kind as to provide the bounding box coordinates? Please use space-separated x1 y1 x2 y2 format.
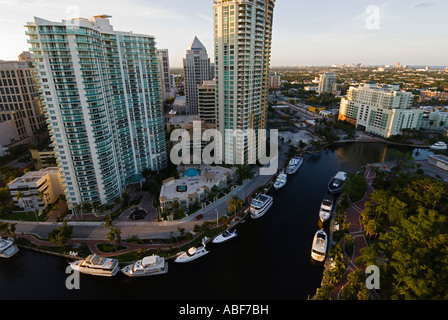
339 83 422 138
8 167 64 212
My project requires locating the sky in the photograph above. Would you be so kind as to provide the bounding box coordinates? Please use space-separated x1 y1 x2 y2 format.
1 0 447 68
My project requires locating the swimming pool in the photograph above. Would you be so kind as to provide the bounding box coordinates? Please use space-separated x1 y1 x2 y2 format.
184 168 200 177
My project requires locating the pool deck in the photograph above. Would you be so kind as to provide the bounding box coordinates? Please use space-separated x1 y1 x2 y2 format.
159 165 234 203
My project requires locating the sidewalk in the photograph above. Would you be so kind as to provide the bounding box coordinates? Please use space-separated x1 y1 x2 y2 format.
331 164 381 300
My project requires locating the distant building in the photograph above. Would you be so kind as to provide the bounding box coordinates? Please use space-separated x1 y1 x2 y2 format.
0 59 47 143
157 49 175 100
29 147 56 170
317 71 337 95
197 80 216 124
420 111 448 131
339 83 422 138
8 167 64 212
183 37 211 115
269 71 281 89
428 154 448 172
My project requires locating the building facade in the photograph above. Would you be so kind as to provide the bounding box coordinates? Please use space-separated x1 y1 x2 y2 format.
213 0 275 164
25 15 167 209
183 37 211 115
317 71 337 95
8 167 64 212
339 83 422 138
198 80 216 124
0 59 47 143
156 49 175 100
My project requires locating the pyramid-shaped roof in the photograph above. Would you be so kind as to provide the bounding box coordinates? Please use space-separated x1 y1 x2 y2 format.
189 36 206 51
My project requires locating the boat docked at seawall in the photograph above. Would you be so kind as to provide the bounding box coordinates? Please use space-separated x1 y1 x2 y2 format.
273 171 287 190
212 229 237 244
430 141 448 150
311 230 328 262
250 194 273 219
328 171 347 194
286 157 303 175
69 254 120 277
175 244 209 263
121 255 168 277
0 237 19 258
319 195 334 223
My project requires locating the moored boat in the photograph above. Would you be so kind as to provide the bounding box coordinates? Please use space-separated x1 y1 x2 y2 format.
430 141 447 150
69 254 120 277
121 255 168 277
286 157 303 175
328 171 347 194
319 194 334 223
273 171 287 190
175 245 209 263
0 237 19 258
311 230 328 262
250 194 273 219
212 229 237 244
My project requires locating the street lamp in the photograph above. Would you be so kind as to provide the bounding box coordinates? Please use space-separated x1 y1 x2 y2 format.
215 208 219 228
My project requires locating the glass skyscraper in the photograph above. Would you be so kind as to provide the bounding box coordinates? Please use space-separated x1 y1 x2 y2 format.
213 0 275 164
25 15 167 210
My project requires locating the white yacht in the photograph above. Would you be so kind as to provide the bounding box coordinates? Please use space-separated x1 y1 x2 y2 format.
121 255 168 277
274 171 287 190
175 245 209 263
286 157 303 175
430 141 448 150
250 194 273 219
328 171 347 194
69 254 120 277
0 237 19 258
311 230 328 262
319 195 334 223
212 229 237 244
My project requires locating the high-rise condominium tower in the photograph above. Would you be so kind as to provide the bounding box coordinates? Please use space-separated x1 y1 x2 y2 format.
317 71 337 95
25 15 167 209
183 37 211 115
0 59 47 142
213 0 275 164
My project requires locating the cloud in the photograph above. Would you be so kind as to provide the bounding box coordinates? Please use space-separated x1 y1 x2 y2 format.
412 2 434 8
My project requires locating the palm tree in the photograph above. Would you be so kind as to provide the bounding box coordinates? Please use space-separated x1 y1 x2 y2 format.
15 191 26 212
227 195 244 216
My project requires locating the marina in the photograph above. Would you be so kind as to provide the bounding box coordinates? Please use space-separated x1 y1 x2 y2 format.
0 143 437 300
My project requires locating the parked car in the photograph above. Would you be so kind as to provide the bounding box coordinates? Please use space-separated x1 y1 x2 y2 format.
194 214 204 221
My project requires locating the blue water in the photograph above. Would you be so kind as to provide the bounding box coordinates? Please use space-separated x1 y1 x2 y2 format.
184 168 200 177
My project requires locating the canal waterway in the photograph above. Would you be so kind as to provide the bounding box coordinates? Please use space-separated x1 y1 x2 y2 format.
0 142 435 300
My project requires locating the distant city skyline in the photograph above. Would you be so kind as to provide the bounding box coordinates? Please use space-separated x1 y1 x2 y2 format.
1 0 447 67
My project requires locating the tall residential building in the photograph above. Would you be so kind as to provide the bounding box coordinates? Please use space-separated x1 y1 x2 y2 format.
317 71 337 95
269 71 281 89
25 15 167 209
198 80 216 124
183 36 211 115
339 83 422 138
0 59 47 144
213 0 275 164
156 49 175 100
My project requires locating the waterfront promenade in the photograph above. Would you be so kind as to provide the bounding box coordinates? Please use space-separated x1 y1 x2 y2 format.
331 164 381 300
2 146 287 258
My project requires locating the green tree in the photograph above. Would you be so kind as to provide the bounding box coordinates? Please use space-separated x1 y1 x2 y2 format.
379 207 448 299
48 220 73 246
340 270 371 300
